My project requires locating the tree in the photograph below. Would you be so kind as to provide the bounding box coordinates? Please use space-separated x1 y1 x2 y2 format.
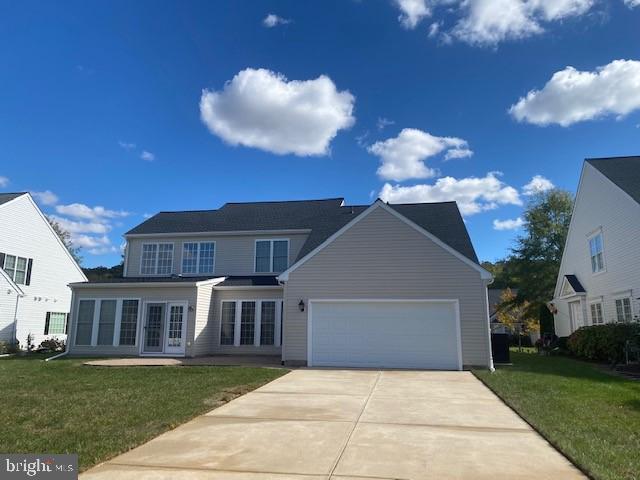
47 216 82 265
496 288 539 334
508 189 573 316
480 260 518 290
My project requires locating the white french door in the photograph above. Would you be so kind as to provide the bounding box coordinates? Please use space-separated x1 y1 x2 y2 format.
142 301 188 356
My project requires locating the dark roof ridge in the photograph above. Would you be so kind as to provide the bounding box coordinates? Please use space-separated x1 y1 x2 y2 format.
223 197 344 206
586 155 639 161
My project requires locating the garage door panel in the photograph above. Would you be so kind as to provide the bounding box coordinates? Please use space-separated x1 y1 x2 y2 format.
310 301 460 370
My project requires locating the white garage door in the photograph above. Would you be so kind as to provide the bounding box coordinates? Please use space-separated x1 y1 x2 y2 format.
309 300 461 370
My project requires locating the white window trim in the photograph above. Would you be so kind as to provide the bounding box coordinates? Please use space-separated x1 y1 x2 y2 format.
613 293 634 323
140 242 174 276
74 297 141 347
254 239 289 274
181 241 216 275
218 299 282 347
587 229 606 276
3 254 28 284
588 299 604 325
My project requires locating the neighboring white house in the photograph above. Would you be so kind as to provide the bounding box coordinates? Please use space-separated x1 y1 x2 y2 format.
0 192 87 348
552 156 640 337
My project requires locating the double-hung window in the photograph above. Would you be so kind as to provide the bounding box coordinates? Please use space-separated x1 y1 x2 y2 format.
141 243 173 275
3 254 29 285
589 232 605 273
182 242 215 274
74 298 140 346
615 297 633 323
590 302 604 325
45 312 68 335
255 240 289 273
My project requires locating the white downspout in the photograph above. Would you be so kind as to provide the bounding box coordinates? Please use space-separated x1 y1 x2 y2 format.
11 293 21 346
484 278 495 372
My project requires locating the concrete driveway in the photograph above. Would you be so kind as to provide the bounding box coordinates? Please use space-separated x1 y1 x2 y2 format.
82 369 584 480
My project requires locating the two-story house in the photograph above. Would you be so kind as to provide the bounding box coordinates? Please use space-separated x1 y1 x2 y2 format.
552 156 640 336
0 192 87 348
68 197 494 369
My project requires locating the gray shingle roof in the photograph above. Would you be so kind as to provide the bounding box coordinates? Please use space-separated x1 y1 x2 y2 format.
127 198 479 264
217 276 280 287
564 274 585 293
587 156 640 204
0 192 27 206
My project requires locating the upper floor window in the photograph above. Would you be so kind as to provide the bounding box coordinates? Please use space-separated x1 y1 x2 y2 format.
255 239 289 273
615 297 633 323
141 243 173 275
182 242 215 274
2 254 30 285
588 232 604 273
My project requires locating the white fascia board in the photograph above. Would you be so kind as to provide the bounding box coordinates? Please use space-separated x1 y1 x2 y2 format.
553 162 587 299
279 200 491 282
0 268 24 295
213 285 283 291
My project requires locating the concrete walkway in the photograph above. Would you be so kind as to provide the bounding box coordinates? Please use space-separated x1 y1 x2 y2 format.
82 369 584 480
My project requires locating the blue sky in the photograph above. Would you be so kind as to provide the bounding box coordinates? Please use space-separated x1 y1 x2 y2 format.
1 0 639 268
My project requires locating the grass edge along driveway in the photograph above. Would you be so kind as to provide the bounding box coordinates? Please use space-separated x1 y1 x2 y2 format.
1 355 287 471
474 351 640 480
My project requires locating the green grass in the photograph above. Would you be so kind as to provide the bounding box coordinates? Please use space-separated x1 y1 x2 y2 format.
474 351 640 480
0 354 287 471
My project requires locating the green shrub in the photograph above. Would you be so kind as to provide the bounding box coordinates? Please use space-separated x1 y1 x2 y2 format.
567 323 640 364
0 341 20 354
38 338 65 352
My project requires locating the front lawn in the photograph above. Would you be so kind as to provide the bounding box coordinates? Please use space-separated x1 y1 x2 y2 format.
1 355 286 471
474 351 640 480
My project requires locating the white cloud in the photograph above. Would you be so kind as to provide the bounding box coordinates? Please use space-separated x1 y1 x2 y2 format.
523 175 554 195
368 128 472 181
493 217 525 230
624 0 640 7
55 203 129 220
200 68 355 156
118 141 136 150
394 0 431 29
71 234 116 255
140 150 155 162
379 172 522 215
49 214 111 235
377 117 395 130
434 0 595 46
30 190 59 206
262 14 291 27
509 59 640 126
0 176 9 187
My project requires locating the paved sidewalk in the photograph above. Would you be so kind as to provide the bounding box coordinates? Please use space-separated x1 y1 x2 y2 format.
82 369 585 479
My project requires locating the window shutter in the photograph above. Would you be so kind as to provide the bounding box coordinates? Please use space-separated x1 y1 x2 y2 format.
65 313 69 334
44 312 51 335
0 252 5 269
25 259 33 285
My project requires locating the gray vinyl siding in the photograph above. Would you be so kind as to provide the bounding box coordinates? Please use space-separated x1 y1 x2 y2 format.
125 233 308 277
283 206 491 368
193 284 214 356
68 286 198 357
209 288 283 356
553 163 640 336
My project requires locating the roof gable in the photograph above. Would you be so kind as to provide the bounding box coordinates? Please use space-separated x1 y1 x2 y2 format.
278 200 491 281
586 156 640 204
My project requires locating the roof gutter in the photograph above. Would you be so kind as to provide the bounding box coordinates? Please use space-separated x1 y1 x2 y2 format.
69 277 226 289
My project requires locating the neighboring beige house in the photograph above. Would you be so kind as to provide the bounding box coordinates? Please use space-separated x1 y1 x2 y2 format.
0 192 87 347
552 156 640 337
68 198 494 370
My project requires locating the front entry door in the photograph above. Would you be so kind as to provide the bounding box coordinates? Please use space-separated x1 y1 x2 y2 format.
144 303 166 353
164 303 186 355
569 300 584 331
